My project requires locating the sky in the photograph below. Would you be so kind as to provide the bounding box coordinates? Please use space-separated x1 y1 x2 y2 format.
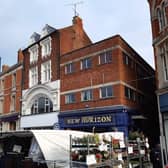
0 0 154 68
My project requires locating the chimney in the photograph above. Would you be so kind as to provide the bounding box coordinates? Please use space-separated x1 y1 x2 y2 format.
72 16 83 28
2 64 10 72
18 49 24 63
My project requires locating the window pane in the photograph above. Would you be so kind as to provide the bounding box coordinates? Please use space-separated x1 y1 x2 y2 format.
82 90 92 101
82 58 92 69
31 97 53 114
66 63 74 74
100 51 112 64
101 86 113 98
106 51 112 63
100 53 105 64
65 93 75 104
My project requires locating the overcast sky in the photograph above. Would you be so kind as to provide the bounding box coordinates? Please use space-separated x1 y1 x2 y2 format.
0 0 154 68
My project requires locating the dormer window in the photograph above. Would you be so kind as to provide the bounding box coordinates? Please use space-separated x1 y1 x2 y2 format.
40 24 55 38
29 45 38 63
40 37 51 57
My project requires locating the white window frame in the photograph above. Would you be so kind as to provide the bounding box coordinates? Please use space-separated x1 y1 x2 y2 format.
40 37 51 57
125 86 136 101
65 63 74 74
29 66 38 87
29 44 38 63
81 89 93 101
31 99 38 114
0 99 4 114
0 79 4 92
41 60 51 83
99 51 112 64
12 72 16 88
44 98 50 113
10 94 16 112
100 86 113 98
65 93 75 104
81 57 92 70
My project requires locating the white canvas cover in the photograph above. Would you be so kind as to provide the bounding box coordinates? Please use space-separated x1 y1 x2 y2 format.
31 130 92 168
30 130 124 168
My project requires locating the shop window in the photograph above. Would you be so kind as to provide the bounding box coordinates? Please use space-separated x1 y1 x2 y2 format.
81 89 93 101
10 121 16 131
41 60 51 83
81 57 92 70
99 51 112 64
31 97 53 114
100 86 113 98
65 93 75 104
125 86 136 101
65 63 75 74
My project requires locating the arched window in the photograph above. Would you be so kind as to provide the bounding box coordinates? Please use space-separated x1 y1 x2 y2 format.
161 2 166 26
157 8 164 30
31 97 53 114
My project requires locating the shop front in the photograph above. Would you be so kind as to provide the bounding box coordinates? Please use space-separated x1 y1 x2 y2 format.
158 92 168 164
59 106 131 137
0 113 19 131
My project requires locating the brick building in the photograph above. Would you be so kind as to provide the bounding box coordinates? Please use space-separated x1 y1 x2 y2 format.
0 53 23 132
59 34 158 139
20 16 91 129
148 0 168 164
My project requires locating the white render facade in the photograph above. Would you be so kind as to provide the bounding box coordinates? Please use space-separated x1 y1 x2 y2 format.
20 80 60 129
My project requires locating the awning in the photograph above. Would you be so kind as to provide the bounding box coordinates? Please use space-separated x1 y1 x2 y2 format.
0 113 19 122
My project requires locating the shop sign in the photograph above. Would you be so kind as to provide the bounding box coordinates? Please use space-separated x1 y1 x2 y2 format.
65 115 112 125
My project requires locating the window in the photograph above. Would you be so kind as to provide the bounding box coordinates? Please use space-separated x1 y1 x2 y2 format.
157 3 167 31
123 52 134 68
12 73 16 88
99 51 112 64
0 99 3 114
10 95 16 112
0 79 4 92
81 90 93 101
162 2 166 26
65 93 75 104
31 97 53 114
31 99 38 114
81 58 92 70
40 37 51 57
29 45 38 63
125 86 136 101
41 61 51 83
100 86 113 98
160 46 168 81
66 63 74 74
29 66 38 87
9 122 16 131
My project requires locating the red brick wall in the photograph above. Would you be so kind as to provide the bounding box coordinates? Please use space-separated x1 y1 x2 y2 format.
3 65 22 114
60 35 155 112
